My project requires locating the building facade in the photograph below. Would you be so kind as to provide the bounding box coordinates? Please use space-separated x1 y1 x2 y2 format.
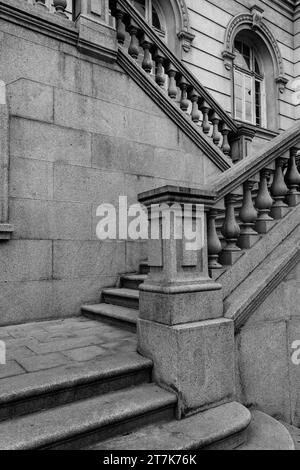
0 0 299 447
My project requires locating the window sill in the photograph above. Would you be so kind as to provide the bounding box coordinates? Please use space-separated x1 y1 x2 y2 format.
0 224 14 241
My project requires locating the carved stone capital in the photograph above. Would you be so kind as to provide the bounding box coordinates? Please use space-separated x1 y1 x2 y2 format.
177 30 195 52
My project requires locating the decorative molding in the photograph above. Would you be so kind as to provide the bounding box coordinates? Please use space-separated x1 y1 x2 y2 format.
222 7 288 92
117 48 232 173
175 0 195 52
177 30 195 52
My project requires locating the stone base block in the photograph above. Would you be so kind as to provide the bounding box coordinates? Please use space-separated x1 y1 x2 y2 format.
286 193 300 207
237 233 260 250
255 219 276 234
139 288 223 325
137 318 235 417
219 249 243 266
270 205 290 220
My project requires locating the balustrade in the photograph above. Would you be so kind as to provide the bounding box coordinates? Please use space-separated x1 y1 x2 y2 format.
111 1 237 158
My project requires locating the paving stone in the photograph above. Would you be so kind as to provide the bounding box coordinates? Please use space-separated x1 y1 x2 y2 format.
17 353 71 372
27 336 105 354
0 361 25 379
62 346 110 362
6 346 36 361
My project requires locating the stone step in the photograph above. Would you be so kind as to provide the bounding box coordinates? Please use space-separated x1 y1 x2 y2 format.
238 410 295 450
88 402 251 450
82 303 138 330
102 288 140 310
0 353 152 422
0 384 176 450
121 273 147 290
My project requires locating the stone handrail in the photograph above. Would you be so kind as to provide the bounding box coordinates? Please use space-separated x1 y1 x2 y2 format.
138 123 300 298
110 0 238 161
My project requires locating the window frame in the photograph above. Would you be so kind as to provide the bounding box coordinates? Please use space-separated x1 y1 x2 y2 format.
233 40 267 128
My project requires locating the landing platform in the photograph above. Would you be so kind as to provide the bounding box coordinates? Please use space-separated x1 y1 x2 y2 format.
0 317 137 380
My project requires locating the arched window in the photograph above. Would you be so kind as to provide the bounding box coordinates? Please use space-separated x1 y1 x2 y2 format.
131 0 166 38
233 38 266 127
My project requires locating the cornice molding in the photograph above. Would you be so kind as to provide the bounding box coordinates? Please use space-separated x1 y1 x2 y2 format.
0 0 78 45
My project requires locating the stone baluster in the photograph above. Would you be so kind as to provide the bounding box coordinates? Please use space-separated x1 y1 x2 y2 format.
165 64 177 100
220 195 241 266
190 89 200 124
166 64 178 100
128 20 140 60
270 158 289 219
285 148 300 207
141 35 153 74
115 9 126 45
53 0 68 17
207 210 223 275
154 50 166 88
211 112 221 146
238 181 259 249
255 170 275 234
199 101 211 135
179 77 189 114
221 123 231 156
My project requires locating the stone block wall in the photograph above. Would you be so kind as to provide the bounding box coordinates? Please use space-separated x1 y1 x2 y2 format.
236 260 300 426
0 11 221 325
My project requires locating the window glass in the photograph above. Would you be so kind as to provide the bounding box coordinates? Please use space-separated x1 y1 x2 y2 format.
233 39 264 126
132 0 146 17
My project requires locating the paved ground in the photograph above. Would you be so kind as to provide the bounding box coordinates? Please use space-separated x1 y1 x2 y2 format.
0 317 137 380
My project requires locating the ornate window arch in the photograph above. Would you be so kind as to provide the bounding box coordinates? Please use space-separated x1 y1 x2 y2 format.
129 0 195 54
222 6 288 130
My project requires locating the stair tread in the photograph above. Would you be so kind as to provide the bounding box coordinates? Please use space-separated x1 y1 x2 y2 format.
103 288 140 299
121 274 147 281
0 384 176 450
82 304 138 325
0 352 151 406
89 401 251 450
239 411 295 450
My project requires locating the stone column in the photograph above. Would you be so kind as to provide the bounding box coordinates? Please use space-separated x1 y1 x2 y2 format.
137 186 235 418
74 0 117 62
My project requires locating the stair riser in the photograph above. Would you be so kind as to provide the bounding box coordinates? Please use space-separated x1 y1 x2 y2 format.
103 294 139 310
42 405 175 450
139 265 150 275
202 428 248 450
121 278 144 290
83 310 136 332
0 370 150 422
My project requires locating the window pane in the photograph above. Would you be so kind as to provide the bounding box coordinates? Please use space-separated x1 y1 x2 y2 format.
132 0 146 17
234 71 243 120
152 6 161 29
255 81 262 125
244 75 253 122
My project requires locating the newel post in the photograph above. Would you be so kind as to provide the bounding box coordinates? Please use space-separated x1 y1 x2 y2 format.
137 186 235 418
73 0 117 62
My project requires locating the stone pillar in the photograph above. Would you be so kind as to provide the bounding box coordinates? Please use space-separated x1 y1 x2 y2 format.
229 125 256 163
137 187 235 418
74 0 117 62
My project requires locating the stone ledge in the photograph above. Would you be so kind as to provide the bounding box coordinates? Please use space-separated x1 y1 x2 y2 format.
89 401 251 450
0 223 13 241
